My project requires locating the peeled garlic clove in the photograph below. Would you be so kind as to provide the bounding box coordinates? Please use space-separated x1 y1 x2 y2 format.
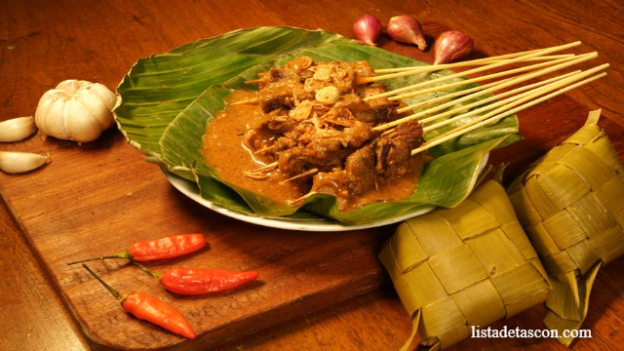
316 86 340 105
434 30 474 65
0 116 36 142
353 15 382 46
0 151 49 174
387 15 427 50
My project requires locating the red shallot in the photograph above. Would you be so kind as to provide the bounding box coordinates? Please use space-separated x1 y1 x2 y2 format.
434 30 474 64
387 15 427 50
353 15 382 46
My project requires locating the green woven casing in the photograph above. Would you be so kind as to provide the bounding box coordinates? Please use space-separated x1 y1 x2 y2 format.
380 180 550 350
508 110 624 346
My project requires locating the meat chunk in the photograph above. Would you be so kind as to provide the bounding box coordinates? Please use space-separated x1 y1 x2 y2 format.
375 120 423 177
345 145 376 194
240 57 424 209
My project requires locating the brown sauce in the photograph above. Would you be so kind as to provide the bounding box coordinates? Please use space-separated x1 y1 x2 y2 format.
351 156 426 209
202 90 426 212
202 57 428 213
202 90 302 204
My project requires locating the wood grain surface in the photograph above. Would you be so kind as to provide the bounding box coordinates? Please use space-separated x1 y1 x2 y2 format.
1 0 623 350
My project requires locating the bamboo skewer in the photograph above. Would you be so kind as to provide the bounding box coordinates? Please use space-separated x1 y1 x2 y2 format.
375 54 574 74
376 72 572 138
362 41 582 101
394 75 520 114
364 48 597 101
369 53 589 104
280 168 318 184
416 70 580 127
411 70 608 155
358 41 581 91
397 70 578 128
364 54 577 83
230 98 259 106
374 53 597 132
373 54 576 75
388 53 593 102
420 68 601 134
373 44 580 74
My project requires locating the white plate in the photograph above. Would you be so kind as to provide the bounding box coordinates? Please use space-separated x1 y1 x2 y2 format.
164 153 488 232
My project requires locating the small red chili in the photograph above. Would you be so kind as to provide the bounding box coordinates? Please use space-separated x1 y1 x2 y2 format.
82 264 195 339
134 263 260 295
68 234 207 265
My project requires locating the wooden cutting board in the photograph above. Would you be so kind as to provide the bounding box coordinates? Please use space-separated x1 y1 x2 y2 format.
1 43 623 350
1 93 621 351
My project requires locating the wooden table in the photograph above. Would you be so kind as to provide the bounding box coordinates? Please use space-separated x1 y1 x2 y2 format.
1 0 623 350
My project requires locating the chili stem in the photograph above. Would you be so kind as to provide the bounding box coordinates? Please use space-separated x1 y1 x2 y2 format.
82 264 123 301
67 251 131 265
132 262 163 279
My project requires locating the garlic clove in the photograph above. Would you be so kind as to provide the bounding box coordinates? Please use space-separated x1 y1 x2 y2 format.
387 15 427 50
38 93 70 140
434 30 474 65
75 88 114 130
353 15 383 46
0 116 36 142
0 151 49 174
65 98 108 143
86 83 117 110
315 86 340 105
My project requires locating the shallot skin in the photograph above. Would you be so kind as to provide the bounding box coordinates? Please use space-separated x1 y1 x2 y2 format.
353 15 382 46
387 15 427 50
434 30 474 64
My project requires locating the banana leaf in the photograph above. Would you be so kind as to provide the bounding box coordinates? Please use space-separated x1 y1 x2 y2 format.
154 30 520 224
114 27 353 158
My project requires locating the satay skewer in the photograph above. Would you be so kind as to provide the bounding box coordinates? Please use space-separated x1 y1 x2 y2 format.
372 50 577 74
375 69 581 133
363 42 585 101
387 53 591 103
246 65 606 178
411 70 607 155
364 53 577 83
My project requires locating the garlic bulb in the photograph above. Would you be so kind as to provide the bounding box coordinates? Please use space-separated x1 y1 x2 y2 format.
0 151 49 174
35 80 116 143
0 116 36 142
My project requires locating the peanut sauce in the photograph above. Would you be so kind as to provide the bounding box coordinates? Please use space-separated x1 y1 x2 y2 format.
202 90 425 212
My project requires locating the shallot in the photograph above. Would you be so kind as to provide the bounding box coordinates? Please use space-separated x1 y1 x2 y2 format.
434 30 474 64
387 15 426 50
353 15 382 46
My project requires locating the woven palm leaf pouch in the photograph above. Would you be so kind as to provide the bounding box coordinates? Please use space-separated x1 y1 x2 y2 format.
379 179 551 350
507 110 624 346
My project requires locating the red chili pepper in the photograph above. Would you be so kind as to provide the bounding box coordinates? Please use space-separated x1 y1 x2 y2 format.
82 264 196 339
68 234 207 265
134 263 260 295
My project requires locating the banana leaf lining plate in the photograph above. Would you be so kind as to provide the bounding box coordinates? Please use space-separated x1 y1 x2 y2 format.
164 155 488 231
114 27 519 228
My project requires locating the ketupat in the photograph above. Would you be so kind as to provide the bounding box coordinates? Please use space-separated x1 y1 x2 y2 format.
508 109 624 346
379 180 550 350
